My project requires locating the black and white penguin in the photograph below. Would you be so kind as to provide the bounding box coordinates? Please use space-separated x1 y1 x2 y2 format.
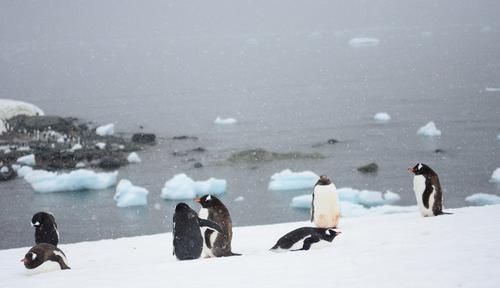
31 212 59 246
408 163 450 217
0 163 17 181
195 194 240 257
311 175 340 228
172 203 223 261
21 243 70 270
270 227 341 251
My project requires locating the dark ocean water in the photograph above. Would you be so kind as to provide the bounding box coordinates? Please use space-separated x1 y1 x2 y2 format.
1 0 500 249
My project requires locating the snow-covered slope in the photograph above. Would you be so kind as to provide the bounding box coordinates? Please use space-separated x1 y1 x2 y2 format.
1 205 499 288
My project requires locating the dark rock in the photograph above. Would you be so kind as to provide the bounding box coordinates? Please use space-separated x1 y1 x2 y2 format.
434 149 445 154
172 135 198 141
7 115 81 134
228 148 324 163
189 147 206 153
193 162 203 168
132 133 156 144
327 139 339 144
172 151 188 157
357 162 379 174
98 156 125 170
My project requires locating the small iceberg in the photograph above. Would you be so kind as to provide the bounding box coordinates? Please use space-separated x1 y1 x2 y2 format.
114 179 149 207
96 123 115 136
268 169 319 191
127 152 141 164
214 116 237 125
160 174 227 200
17 154 36 166
374 112 391 122
417 121 441 137
465 193 500 206
490 168 500 183
349 37 380 48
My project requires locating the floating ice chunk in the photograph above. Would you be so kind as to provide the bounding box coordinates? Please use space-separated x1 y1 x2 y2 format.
114 179 149 207
75 162 86 168
127 152 141 163
160 174 227 200
291 194 312 208
16 166 33 177
0 99 44 134
95 142 106 150
465 193 500 205
374 112 391 122
17 154 35 166
96 123 114 136
349 37 380 48
70 144 82 151
268 169 319 191
0 166 8 173
490 168 500 183
23 169 118 193
497 134 500 140
234 196 245 202
485 87 500 92
214 116 237 125
337 187 400 207
417 121 441 137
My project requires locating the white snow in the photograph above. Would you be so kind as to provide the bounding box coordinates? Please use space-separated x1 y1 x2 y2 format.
417 121 442 137
20 169 118 193
490 168 500 183
0 99 44 134
16 154 35 166
214 116 237 125
96 123 115 136
374 112 391 122
0 166 8 173
465 193 500 205
160 174 227 200
114 179 149 207
127 152 141 163
268 169 319 191
1 205 499 288
95 142 106 150
349 37 380 48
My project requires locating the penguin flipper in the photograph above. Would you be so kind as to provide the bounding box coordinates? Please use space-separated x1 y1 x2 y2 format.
204 229 214 249
310 191 315 222
198 218 223 233
292 236 320 251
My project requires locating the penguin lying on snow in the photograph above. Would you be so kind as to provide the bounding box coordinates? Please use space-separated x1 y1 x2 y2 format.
271 227 341 251
409 163 451 217
32 212 59 246
173 203 223 261
195 194 241 257
21 243 71 270
311 175 340 228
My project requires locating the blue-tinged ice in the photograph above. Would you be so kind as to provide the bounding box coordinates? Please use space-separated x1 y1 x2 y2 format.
465 193 500 205
17 154 36 166
114 179 149 207
268 169 319 191
96 123 114 136
160 173 227 200
417 121 441 137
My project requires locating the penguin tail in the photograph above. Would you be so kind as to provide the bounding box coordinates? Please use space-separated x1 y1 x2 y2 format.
440 211 453 215
228 251 242 256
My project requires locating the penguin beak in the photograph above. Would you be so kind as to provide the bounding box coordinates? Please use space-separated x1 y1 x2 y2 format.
408 168 415 173
194 198 201 203
20 258 26 263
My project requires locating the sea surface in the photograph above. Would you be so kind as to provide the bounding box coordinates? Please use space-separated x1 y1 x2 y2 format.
1 0 500 249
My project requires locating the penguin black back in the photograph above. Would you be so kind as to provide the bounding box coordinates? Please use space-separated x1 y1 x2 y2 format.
31 212 59 246
21 243 70 270
172 203 223 260
271 227 341 251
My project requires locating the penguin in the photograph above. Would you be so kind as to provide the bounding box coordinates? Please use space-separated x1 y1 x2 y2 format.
172 203 223 261
311 175 340 228
0 163 17 181
270 227 341 251
21 243 71 270
195 194 241 257
408 163 450 217
31 212 59 246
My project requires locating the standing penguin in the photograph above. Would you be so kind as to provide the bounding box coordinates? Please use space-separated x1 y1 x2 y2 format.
31 212 59 246
195 194 240 257
408 163 450 217
21 243 70 270
311 175 340 228
271 227 341 251
172 203 223 261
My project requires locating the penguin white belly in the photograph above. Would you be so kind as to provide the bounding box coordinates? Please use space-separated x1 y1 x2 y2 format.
198 208 215 258
313 184 340 228
24 261 62 275
413 175 435 217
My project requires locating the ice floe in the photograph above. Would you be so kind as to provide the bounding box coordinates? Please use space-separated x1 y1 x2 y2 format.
17 154 36 166
214 116 237 125
465 193 500 206
417 121 441 137
96 123 115 136
114 179 149 207
127 152 141 163
490 168 500 183
349 37 380 48
160 174 227 200
268 169 319 191
374 112 391 122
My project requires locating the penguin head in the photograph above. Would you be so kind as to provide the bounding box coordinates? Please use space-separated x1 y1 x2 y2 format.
194 194 222 208
21 252 40 269
316 175 332 185
408 163 433 175
175 203 191 214
31 212 56 228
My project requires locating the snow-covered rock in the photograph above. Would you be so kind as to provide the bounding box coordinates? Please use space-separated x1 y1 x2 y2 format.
160 174 227 200
268 169 319 191
349 37 380 48
0 99 44 134
374 112 391 122
21 169 118 193
16 154 35 166
114 179 149 207
127 152 141 163
96 123 114 136
95 142 106 150
465 193 500 205
417 121 442 137
490 168 500 183
214 116 237 125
